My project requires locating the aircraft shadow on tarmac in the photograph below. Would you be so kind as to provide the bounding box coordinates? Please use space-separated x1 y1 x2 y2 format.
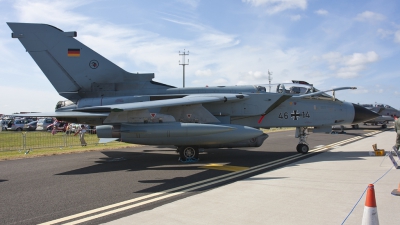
53 146 383 194
0 180 8 183
55 147 296 176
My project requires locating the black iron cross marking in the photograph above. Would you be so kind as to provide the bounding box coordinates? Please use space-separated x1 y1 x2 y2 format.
291 110 301 120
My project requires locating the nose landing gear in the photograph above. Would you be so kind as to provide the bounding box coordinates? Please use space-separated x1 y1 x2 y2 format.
296 127 309 154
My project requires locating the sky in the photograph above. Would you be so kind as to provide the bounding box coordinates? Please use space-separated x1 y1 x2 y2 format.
0 0 400 115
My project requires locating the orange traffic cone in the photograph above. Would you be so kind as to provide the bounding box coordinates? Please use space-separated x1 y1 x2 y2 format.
391 183 400 196
362 184 379 225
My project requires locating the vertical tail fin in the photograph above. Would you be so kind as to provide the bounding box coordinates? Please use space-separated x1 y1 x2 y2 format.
7 22 157 100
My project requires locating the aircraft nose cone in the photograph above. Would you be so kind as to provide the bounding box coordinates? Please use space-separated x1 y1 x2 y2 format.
352 104 379 124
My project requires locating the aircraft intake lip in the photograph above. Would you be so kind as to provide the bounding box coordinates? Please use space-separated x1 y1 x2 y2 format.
352 103 380 124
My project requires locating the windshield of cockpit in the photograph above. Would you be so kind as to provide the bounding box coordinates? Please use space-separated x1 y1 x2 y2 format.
374 104 395 109
361 104 374 108
55 100 74 109
254 83 335 100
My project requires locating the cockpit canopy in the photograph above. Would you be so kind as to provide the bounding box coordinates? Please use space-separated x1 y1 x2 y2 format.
376 104 395 109
254 83 335 100
361 103 395 109
360 104 374 108
55 100 74 110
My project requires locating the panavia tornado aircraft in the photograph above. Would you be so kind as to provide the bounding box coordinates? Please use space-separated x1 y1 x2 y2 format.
7 22 378 162
360 104 399 128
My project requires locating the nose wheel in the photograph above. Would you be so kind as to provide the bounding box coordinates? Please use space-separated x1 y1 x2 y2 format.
296 144 309 153
295 127 309 154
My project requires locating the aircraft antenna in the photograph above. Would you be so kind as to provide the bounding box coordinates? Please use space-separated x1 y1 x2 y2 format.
179 49 189 88
268 70 273 92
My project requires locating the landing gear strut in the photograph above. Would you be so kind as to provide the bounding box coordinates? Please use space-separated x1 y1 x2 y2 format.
296 127 309 154
178 146 199 162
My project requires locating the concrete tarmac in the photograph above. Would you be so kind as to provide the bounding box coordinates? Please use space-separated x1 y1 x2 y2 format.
104 130 400 225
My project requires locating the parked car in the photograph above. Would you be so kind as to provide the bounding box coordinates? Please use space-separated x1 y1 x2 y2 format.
36 118 55 131
1 120 10 131
23 121 38 131
3 119 31 131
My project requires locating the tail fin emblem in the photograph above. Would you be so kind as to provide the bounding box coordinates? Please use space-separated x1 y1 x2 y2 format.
89 60 99 69
68 48 80 57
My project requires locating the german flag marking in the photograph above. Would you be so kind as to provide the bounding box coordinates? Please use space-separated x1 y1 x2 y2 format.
68 48 80 57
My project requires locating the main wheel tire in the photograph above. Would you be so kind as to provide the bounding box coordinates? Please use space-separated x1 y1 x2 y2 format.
179 146 199 162
296 144 309 154
382 124 387 129
16 127 22 131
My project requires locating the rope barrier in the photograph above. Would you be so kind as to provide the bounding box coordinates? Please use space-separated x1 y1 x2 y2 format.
340 165 395 224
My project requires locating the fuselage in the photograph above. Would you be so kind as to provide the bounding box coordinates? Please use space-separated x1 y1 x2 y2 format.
55 84 362 128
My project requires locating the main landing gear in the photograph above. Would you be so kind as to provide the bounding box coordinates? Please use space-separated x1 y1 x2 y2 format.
296 127 309 154
177 146 199 162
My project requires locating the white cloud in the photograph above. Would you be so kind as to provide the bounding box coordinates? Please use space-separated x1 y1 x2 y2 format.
0 85 66 114
236 80 249 85
243 0 307 14
195 69 212 77
377 28 393 38
290 15 302 21
321 52 342 70
394 30 400 43
213 78 228 85
175 0 200 8
14 0 90 26
304 71 324 78
198 33 239 47
355 11 385 22
352 87 369 94
247 71 268 79
315 9 328 15
346 52 378 66
162 18 204 30
322 51 379 78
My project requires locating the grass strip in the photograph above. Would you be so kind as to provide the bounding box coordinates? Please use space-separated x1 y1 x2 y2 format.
0 127 294 161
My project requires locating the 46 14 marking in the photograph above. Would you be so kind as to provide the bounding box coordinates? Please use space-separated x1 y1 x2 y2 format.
279 110 310 120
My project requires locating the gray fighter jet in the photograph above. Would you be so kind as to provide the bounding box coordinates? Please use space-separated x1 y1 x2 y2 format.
360 104 399 128
7 22 378 162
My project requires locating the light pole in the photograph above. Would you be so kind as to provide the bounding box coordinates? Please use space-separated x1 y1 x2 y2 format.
268 70 273 92
179 49 189 88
